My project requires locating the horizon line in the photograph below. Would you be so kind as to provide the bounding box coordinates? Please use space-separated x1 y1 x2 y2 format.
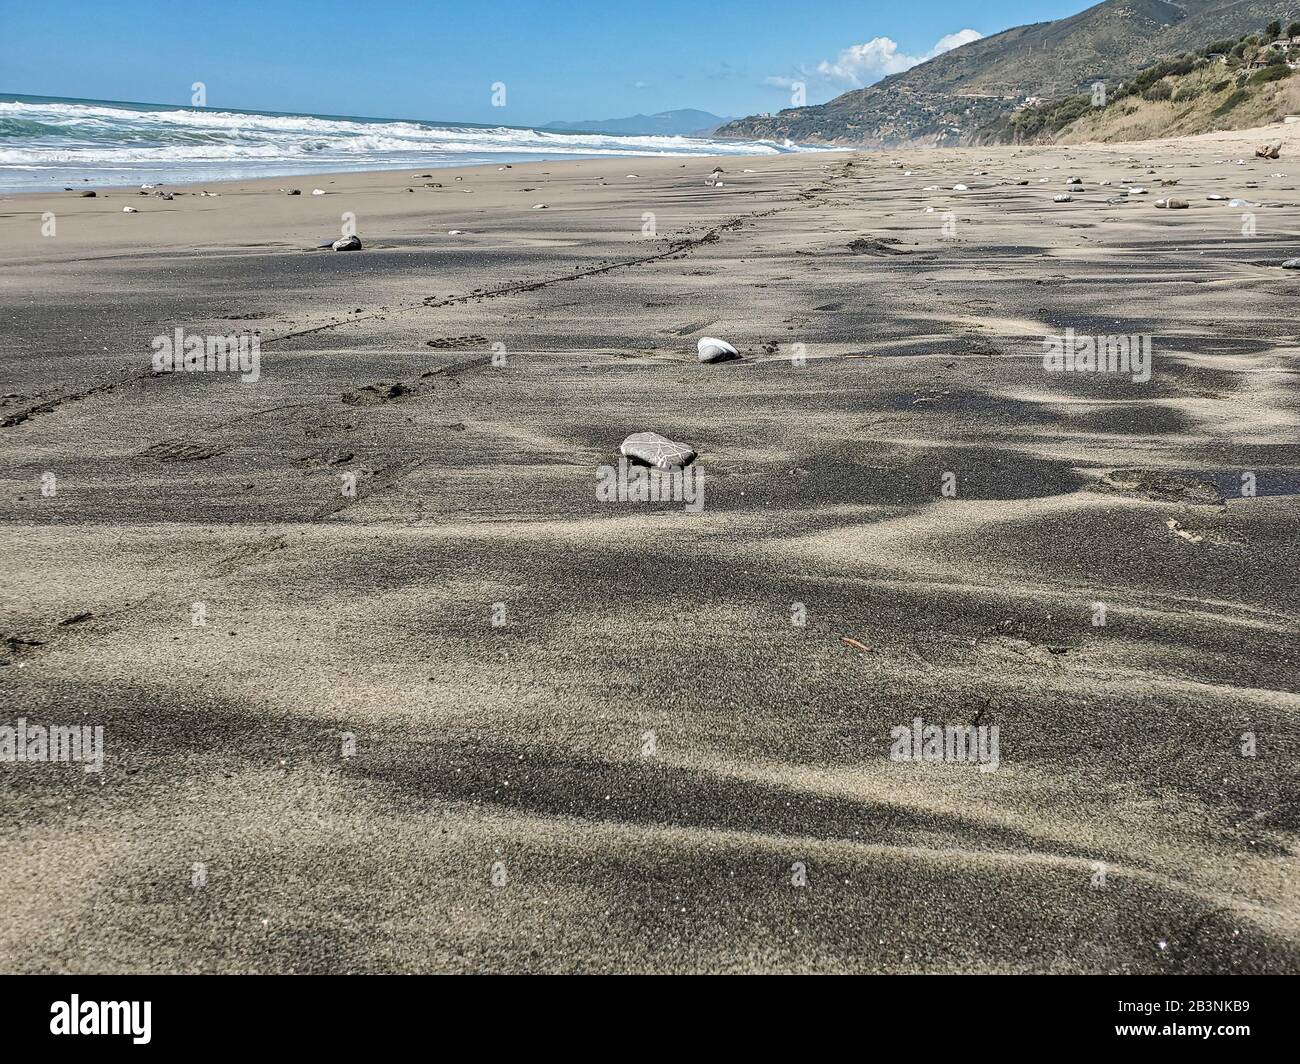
0 90 734 138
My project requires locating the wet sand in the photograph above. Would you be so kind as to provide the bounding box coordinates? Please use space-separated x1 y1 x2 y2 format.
1 126 1298 973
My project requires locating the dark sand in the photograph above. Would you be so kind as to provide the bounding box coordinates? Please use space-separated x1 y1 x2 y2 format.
1 126 1298 972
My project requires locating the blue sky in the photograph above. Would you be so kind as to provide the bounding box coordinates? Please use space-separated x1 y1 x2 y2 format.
6 1 1087 125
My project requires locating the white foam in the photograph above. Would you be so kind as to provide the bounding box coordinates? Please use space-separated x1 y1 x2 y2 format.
0 99 836 170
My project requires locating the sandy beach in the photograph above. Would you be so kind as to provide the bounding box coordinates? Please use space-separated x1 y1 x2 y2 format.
1 126 1298 973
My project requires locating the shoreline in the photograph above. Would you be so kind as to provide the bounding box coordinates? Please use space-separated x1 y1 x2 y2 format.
0 151 798 201
4 113 1293 202
0 148 836 198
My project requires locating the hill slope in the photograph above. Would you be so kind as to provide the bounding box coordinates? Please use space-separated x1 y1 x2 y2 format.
718 0 1297 145
980 41 1300 143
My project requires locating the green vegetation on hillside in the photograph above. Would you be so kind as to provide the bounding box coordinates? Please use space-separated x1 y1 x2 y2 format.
983 19 1300 143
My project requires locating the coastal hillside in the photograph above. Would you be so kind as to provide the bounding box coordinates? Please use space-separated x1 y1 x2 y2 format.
981 28 1300 142
717 0 1297 146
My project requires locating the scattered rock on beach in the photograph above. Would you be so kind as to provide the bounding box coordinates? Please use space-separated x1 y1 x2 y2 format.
1155 198 1189 209
1282 258 1300 269
1256 142 1282 160
332 235 362 251
311 188 326 196
620 431 696 470
697 337 738 363
122 206 137 213
847 236 906 255
79 191 96 197
1053 194 1073 202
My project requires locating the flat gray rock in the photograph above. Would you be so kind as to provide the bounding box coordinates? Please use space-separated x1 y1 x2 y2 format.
620 432 696 470
1282 258 1300 269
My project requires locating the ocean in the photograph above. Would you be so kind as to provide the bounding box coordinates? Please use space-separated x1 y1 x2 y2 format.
0 94 825 192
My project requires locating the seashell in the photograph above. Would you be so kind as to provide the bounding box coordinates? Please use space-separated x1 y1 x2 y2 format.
696 337 738 364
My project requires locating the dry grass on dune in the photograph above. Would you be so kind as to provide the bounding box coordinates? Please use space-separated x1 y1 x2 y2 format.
1060 67 1300 143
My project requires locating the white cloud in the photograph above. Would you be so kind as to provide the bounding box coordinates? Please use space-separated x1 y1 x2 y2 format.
815 38 917 83
931 29 983 55
772 28 983 92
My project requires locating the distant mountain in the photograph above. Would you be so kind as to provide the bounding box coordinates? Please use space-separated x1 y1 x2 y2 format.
718 0 1297 146
544 109 731 137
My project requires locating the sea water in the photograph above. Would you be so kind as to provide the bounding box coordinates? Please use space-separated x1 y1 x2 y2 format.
0 94 827 192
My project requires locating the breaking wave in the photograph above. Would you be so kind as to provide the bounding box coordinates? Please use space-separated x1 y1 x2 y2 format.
0 96 828 190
